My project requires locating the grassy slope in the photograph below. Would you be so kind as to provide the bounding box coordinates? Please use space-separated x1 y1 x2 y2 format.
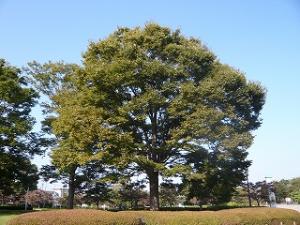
8 208 300 225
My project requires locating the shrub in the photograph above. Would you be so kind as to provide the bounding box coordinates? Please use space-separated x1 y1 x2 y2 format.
0 205 32 210
8 208 300 225
159 204 247 211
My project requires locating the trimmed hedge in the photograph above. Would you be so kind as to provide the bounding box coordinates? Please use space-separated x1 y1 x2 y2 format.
0 205 32 210
159 204 247 211
8 208 300 225
107 205 255 212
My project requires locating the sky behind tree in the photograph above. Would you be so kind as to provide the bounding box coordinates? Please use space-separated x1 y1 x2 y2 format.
1 0 299 183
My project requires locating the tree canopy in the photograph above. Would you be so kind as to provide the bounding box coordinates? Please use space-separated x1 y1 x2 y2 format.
0 59 39 198
27 23 266 210
77 23 265 209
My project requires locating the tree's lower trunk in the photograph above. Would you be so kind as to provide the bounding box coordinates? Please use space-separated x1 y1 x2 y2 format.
148 170 159 210
67 166 76 209
130 200 133 209
134 199 138 209
198 201 203 209
248 195 252 207
247 183 252 207
256 199 260 206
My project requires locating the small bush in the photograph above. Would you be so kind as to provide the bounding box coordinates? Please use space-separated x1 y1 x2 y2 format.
8 208 300 225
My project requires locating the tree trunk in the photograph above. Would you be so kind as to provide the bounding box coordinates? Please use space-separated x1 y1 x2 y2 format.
148 109 160 210
256 198 260 206
134 199 138 209
148 170 159 210
67 166 76 209
198 201 203 209
247 181 252 207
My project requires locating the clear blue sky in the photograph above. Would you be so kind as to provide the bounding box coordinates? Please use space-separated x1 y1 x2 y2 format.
1 0 299 183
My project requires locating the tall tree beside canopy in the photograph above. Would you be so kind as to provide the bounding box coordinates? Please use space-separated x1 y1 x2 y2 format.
27 61 132 209
77 23 266 210
0 59 40 197
26 61 82 209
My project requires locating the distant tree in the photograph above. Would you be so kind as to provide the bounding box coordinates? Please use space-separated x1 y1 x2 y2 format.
230 186 249 206
116 179 148 209
25 189 53 208
80 161 115 209
160 182 181 207
183 147 251 206
0 59 40 200
83 182 111 209
39 161 114 209
273 179 289 203
288 178 300 193
245 179 300 206
290 191 300 203
272 177 300 203
248 181 270 206
39 164 79 208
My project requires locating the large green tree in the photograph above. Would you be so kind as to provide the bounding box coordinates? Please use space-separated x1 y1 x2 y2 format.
28 23 265 210
26 61 81 209
0 59 39 199
28 61 130 208
77 23 266 209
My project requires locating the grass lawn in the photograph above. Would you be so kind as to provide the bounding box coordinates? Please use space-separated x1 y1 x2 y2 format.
0 211 27 225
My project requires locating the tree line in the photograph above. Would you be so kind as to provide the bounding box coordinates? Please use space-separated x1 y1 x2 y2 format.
0 23 266 210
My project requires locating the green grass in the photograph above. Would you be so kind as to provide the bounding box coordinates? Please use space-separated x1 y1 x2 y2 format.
0 211 27 225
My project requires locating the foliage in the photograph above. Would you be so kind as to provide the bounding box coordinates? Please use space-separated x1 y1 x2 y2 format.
289 178 300 192
273 177 300 203
39 162 114 209
72 23 265 209
239 177 300 204
27 23 266 210
245 181 270 206
80 162 115 208
230 186 250 206
286 178 300 203
111 179 148 210
160 182 183 207
273 179 289 202
25 190 54 208
83 182 111 208
27 60 131 209
290 191 300 204
236 178 300 206
183 146 251 205
26 61 83 209
0 59 40 199
8 208 300 225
